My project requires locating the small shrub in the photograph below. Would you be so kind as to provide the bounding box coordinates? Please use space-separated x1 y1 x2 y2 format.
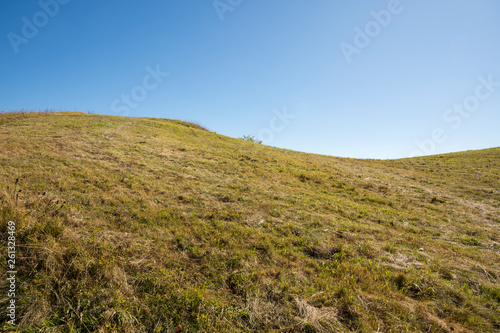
240 135 262 144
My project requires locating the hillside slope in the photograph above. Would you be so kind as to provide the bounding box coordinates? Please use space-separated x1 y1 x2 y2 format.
1 112 499 332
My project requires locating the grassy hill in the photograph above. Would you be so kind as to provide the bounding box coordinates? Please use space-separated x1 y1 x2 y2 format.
1 112 499 332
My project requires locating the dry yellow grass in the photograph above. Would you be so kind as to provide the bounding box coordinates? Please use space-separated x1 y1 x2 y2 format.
0 111 499 332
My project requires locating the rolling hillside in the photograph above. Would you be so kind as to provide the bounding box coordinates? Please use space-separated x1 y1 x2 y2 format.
1 112 499 332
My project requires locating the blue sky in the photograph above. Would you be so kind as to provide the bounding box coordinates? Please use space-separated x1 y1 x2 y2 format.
1 0 499 159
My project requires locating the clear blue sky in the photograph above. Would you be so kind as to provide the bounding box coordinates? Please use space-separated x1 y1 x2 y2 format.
1 0 499 159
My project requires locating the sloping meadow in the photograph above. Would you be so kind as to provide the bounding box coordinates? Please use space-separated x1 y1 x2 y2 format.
0 112 499 332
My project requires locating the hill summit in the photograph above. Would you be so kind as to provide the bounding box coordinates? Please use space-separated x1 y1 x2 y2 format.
1 112 499 332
